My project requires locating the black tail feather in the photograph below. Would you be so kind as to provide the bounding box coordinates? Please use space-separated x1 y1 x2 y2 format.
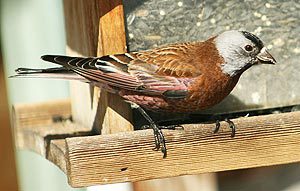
15 67 69 74
41 55 79 65
41 55 58 63
10 66 86 81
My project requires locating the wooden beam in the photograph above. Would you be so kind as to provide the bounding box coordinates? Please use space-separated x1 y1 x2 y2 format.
13 99 72 131
94 0 132 134
63 0 133 134
64 111 300 187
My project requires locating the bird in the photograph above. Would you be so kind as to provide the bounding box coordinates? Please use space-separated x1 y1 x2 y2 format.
12 30 276 158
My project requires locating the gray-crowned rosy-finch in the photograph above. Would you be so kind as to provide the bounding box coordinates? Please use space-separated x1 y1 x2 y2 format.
12 30 276 158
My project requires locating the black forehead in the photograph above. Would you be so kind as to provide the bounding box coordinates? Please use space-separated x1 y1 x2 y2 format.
241 31 264 49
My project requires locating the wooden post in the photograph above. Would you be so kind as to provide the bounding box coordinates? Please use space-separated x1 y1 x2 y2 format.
64 0 133 134
0 53 19 190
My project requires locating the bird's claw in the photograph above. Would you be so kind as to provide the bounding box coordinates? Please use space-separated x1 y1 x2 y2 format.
141 123 169 158
152 124 167 158
225 118 236 137
214 118 236 137
214 120 220 134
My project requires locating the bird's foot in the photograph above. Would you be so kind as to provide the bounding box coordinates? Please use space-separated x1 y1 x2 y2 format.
214 118 236 137
141 123 183 158
141 123 167 158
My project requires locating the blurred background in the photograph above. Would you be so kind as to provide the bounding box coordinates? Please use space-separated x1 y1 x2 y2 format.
0 0 300 191
0 0 76 190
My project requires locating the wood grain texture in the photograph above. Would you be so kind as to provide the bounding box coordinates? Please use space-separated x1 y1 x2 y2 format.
64 0 133 134
13 99 91 172
48 140 68 173
64 111 300 187
95 1 132 133
13 99 71 130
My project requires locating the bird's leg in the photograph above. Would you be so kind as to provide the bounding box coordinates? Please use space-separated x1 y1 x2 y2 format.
135 105 167 158
213 118 236 137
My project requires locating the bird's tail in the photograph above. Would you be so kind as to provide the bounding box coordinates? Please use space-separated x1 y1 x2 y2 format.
10 67 86 81
10 54 140 90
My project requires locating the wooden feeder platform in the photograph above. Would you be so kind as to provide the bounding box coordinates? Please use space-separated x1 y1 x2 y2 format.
13 99 300 187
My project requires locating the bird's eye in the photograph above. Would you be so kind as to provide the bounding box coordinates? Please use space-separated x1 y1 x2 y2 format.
244 45 253 52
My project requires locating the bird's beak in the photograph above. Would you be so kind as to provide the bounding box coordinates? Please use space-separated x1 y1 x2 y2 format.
256 47 276 65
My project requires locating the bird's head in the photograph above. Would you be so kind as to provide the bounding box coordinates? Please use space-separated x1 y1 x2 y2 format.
215 30 276 77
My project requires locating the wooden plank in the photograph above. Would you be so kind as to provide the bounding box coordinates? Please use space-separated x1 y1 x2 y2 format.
13 99 72 130
13 99 92 172
96 1 133 133
64 111 300 187
0 53 18 191
63 0 133 134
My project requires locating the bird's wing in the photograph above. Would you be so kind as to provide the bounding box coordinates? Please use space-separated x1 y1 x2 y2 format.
132 42 201 78
127 43 201 97
20 43 201 98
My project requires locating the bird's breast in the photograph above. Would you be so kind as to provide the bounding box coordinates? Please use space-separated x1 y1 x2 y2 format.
183 73 240 111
